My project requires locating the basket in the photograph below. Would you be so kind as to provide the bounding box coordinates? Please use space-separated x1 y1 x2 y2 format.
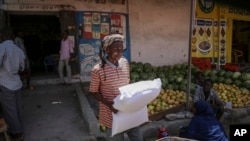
149 103 186 121
156 136 198 141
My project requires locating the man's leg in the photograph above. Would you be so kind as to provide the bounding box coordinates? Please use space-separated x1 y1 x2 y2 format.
106 128 124 141
58 60 65 84
126 126 144 141
0 86 24 135
65 58 72 83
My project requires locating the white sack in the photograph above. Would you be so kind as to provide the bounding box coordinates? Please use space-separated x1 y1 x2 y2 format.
113 78 162 113
111 106 148 137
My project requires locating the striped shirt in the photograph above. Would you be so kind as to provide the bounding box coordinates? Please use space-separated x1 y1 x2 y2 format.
59 37 74 60
89 57 130 128
0 40 25 90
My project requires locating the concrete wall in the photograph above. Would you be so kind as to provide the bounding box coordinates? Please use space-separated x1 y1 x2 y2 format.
2 0 127 13
2 0 192 67
128 0 191 66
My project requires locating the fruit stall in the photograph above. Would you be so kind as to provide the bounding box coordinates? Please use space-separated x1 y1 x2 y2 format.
129 61 250 121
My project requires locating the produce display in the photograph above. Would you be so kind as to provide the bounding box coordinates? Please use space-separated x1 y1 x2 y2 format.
201 69 250 90
130 62 197 94
213 83 250 108
130 61 250 112
147 89 188 116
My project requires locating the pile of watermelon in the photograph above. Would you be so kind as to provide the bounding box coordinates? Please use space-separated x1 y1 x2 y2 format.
202 69 250 90
130 62 250 93
130 62 199 94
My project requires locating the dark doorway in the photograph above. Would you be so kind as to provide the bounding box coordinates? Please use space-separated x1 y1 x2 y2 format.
232 20 250 64
9 15 61 76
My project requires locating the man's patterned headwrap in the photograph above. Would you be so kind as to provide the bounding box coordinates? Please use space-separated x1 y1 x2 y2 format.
101 34 125 51
99 34 125 62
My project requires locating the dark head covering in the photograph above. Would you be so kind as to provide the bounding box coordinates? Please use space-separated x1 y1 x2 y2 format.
183 100 228 141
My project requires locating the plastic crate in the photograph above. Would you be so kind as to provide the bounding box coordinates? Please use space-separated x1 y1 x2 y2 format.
156 136 198 141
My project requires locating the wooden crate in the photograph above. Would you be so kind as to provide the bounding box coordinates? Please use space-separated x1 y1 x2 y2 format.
149 103 186 121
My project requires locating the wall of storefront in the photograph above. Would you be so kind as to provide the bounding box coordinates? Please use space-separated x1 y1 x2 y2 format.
1 0 192 81
128 0 191 66
2 0 191 66
2 0 127 13
194 1 250 65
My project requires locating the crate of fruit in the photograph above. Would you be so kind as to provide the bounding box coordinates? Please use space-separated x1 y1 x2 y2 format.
148 103 186 121
156 136 198 141
147 89 190 121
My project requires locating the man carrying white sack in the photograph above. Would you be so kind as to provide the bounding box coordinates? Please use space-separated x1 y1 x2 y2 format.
89 34 144 141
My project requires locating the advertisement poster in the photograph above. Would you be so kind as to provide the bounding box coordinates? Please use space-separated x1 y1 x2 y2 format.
192 18 214 58
76 12 130 82
219 20 226 65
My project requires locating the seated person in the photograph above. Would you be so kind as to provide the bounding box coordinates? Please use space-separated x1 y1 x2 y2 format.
195 71 204 88
180 101 228 141
193 78 225 120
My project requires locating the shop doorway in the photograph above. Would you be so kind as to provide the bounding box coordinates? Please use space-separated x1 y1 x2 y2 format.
9 14 61 76
232 20 250 64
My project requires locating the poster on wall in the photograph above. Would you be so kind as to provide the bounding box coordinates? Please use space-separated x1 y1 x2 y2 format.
191 18 214 58
219 20 226 65
83 13 92 39
76 11 130 82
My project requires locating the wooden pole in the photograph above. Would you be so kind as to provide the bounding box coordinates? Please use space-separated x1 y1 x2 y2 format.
186 0 195 110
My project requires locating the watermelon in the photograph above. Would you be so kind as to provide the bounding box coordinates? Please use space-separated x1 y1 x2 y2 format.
210 70 218 76
217 77 225 83
179 84 187 91
210 75 218 83
143 63 152 73
130 72 140 82
166 84 174 90
203 70 211 77
232 72 241 80
243 80 250 89
233 80 242 87
224 78 233 85
224 71 234 78
218 70 226 77
240 73 250 81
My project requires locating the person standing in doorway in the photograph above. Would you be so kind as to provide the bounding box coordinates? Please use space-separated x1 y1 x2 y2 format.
89 34 144 141
14 30 31 89
58 30 74 85
0 26 26 141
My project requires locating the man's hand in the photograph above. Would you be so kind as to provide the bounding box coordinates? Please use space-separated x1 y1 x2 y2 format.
106 101 118 114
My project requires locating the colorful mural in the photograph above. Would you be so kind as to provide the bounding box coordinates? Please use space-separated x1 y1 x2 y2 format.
76 11 130 82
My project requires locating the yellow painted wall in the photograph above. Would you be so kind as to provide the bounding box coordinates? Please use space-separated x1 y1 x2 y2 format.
193 0 250 65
